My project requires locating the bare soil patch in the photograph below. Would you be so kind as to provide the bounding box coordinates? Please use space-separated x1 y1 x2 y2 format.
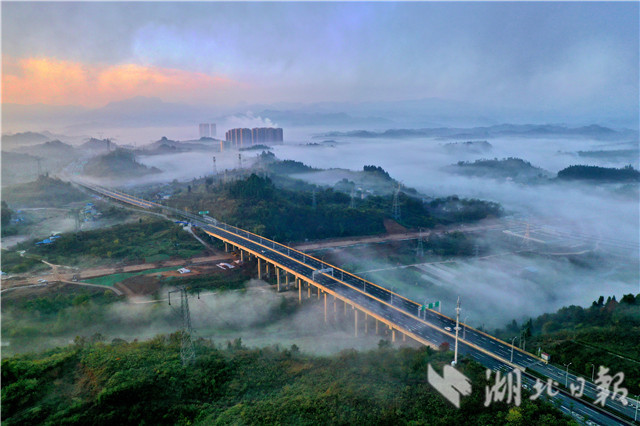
115 274 163 297
383 219 408 234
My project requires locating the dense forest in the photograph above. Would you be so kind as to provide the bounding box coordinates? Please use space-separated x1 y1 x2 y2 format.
2 337 573 425
83 149 162 178
556 165 640 182
1 175 88 208
449 157 550 182
166 173 502 242
495 293 640 393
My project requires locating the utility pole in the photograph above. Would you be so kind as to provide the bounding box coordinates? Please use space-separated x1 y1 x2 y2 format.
168 286 198 366
452 296 461 366
212 156 217 175
238 153 242 170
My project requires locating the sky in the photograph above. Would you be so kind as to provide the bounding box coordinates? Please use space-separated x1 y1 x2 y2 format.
2 2 639 118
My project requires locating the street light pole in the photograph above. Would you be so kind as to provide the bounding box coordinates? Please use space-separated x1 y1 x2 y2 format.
589 363 595 382
510 336 517 363
635 394 638 422
564 362 572 387
452 297 461 366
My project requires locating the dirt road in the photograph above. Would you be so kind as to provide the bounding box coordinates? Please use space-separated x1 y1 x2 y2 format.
1 253 235 290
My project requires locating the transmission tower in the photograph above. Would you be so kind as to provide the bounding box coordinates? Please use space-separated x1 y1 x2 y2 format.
349 188 356 208
392 184 401 221
238 153 243 170
212 156 217 175
416 228 425 258
168 286 198 366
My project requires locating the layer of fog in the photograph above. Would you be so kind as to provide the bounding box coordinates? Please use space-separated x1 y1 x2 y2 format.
132 131 639 328
325 235 637 329
269 135 639 250
4 280 384 355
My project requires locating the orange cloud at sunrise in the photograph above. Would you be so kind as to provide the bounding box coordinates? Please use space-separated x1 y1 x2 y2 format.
2 57 239 107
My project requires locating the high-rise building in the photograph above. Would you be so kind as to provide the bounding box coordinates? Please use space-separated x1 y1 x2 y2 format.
199 123 210 138
225 128 253 148
210 123 217 137
226 127 283 147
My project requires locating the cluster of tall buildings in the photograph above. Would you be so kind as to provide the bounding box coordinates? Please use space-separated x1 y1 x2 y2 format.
225 127 283 148
199 123 217 138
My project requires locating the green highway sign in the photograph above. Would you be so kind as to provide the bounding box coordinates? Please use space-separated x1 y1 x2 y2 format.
198 211 209 215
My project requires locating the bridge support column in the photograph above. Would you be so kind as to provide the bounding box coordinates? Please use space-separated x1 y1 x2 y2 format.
324 293 327 323
364 313 368 334
403 333 406 342
240 250 244 262
257 258 262 280
286 273 289 289
225 242 229 252
266 262 270 277
298 279 302 303
392 329 396 343
344 300 347 316
354 310 358 337
276 267 280 292
375 319 379 335
317 287 321 299
308 283 311 299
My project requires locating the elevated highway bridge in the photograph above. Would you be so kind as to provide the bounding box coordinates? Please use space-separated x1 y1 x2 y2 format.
75 181 634 425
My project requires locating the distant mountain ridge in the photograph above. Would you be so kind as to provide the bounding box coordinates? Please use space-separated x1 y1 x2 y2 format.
135 136 218 156
557 165 640 182
15 140 78 158
1 131 50 148
81 138 117 152
446 157 551 183
318 124 637 141
83 149 161 178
